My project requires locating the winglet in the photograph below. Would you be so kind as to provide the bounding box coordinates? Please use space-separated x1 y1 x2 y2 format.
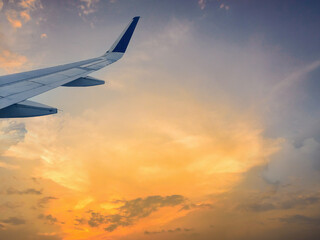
107 16 140 53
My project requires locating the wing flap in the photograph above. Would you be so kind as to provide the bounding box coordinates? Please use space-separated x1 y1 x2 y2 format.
59 68 88 77
0 100 57 118
31 74 68 85
62 76 105 87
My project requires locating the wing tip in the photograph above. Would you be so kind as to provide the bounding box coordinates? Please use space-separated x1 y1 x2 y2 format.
107 16 140 54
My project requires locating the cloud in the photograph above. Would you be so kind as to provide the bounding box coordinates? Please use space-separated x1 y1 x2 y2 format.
119 195 186 218
0 121 27 154
243 202 276 212
0 33 29 72
40 33 47 39
168 227 182 233
74 218 86 225
0 49 28 72
267 60 320 102
1 217 26 225
37 196 58 208
279 214 320 226
20 10 31 22
5 10 22 28
78 0 100 16
37 232 60 238
280 195 320 209
263 138 320 188
84 195 186 231
198 0 206 10
144 227 192 235
219 3 230 11
180 203 214 211
38 214 58 224
6 187 42 195
241 195 320 212
0 202 23 209
0 228 62 240
87 212 106 227
104 223 118 232
0 0 3 11
19 0 42 10
4 0 42 28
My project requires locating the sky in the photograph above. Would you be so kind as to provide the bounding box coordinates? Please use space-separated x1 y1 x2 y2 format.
0 0 320 239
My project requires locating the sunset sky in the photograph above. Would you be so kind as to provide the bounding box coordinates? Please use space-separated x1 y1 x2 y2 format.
1 0 320 239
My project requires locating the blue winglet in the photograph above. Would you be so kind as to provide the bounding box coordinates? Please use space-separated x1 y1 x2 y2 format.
108 16 140 53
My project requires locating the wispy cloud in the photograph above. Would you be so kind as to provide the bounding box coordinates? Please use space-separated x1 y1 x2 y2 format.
38 214 58 224
19 0 42 10
37 196 58 208
198 0 206 10
0 48 27 72
5 10 22 28
40 33 47 39
240 193 320 212
78 0 100 16
279 214 320 225
220 3 230 11
6 187 42 195
272 60 320 95
4 0 43 29
0 201 23 209
0 37 29 73
1 217 26 225
20 10 31 22
0 121 27 153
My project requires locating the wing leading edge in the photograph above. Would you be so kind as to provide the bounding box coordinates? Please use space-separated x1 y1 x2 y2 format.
0 16 140 118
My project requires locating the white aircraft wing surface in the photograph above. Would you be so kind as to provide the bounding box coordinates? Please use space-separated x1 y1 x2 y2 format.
0 16 140 118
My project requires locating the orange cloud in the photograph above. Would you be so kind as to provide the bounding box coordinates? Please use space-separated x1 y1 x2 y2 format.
0 49 28 73
79 0 100 16
6 10 23 28
41 33 48 39
3 89 281 239
4 0 42 28
19 0 42 10
20 10 31 22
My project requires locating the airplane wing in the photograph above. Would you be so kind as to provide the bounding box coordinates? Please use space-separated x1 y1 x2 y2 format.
0 16 140 118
